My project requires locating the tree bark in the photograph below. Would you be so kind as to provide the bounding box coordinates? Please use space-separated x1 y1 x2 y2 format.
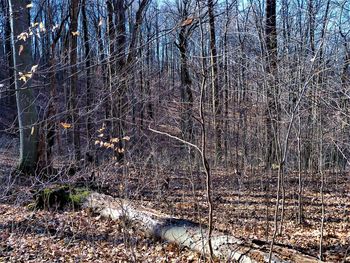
3 0 16 106
82 0 93 143
69 0 81 161
83 192 320 263
265 0 279 169
113 0 127 161
208 0 222 160
176 21 193 141
106 0 116 133
9 0 39 174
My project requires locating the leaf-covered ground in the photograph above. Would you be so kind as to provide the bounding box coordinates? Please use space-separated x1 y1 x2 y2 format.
0 204 201 262
0 137 349 262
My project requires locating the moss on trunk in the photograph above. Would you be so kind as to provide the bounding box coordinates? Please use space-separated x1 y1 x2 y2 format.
32 185 90 210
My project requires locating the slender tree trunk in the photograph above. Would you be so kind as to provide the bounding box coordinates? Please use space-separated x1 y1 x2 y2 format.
208 0 222 160
297 115 304 224
265 0 278 170
139 31 144 129
114 0 149 161
106 0 116 134
146 30 153 120
305 0 316 172
223 0 230 164
95 4 108 123
3 0 15 106
69 0 81 161
82 0 93 143
319 132 325 261
198 5 214 258
114 0 127 161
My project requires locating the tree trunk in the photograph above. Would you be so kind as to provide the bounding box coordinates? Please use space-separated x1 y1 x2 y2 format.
106 0 116 134
82 0 93 143
3 0 15 106
177 24 193 141
8 0 39 174
83 192 320 263
208 0 222 160
114 0 127 161
265 0 279 169
69 0 81 161
43 12 69 174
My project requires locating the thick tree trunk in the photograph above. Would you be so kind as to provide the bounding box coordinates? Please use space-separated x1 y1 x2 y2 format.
43 13 69 174
9 0 39 174
83 192 319 263
177 25 193 141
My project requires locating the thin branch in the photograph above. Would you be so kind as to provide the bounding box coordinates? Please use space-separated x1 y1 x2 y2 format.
148 126 202 154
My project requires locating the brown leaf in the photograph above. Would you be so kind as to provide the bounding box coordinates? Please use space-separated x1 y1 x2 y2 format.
181 17 194 27
60 122 72 129
18 45 24 55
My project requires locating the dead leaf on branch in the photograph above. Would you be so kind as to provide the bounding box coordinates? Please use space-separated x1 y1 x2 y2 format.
18 45 24 55
71 31 80 36
98 128 105 133
122 136 130 141
60 122 72 129
117 148 125 153
18 72 32 83
31 65 38 73
17 32 29 41
181 17 194 27
110 138 119 143
18 65 38 83
39 22 46 32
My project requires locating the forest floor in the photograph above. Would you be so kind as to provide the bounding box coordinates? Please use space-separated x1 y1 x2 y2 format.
0 134 349 262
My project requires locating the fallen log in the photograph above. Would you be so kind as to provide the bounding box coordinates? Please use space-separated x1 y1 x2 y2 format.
83 192 320 262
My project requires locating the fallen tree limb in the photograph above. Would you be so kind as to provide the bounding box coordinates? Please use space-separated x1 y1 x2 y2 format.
83 192 320 262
